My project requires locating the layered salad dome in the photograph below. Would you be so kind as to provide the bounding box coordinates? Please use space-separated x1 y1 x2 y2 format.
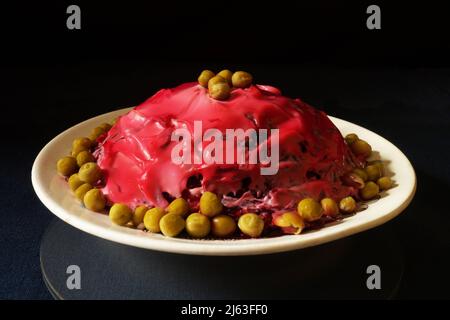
95 81 361 214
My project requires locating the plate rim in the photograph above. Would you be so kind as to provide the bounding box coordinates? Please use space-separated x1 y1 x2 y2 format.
31 107 417 256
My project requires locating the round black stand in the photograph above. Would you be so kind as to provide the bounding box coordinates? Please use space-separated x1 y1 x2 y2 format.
40 218 404 299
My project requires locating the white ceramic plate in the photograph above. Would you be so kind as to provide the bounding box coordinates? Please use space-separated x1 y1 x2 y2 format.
32 107 416 256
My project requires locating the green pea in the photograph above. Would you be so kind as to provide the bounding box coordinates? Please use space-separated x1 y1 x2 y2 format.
167 198 189 216
109 203 133 226
78 162 102 184
350 139 372 157
238 213 264 238
56 156 78 177
377 176 393 190
339 196 356 213
83 188 106 212
198 70 215 87
360 181 380 200
74 183 93 200
353 168 368 182
207 75 226 87
199 191 223 217
369 160 385 176
186 213 211 238
272 211 305 234
297 198 323 222
133 205 148 226
159 213 186 237
76 150 95 167
231 71 253 88
320 198 339 217
209 82 231 100
143 207 166 233
217 69 233 85
68 173 84 191
89 127 106 142
365 164 381 181
211 215 237 238
344 133 359 145
71 137 92 157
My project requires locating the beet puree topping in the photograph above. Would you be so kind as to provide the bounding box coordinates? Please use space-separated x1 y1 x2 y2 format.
95 82 360 212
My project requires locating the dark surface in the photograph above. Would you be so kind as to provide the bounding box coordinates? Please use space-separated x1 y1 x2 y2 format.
41 219 403 299
1 2 450 299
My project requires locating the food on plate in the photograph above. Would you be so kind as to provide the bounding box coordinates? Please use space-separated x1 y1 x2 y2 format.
74 183 93 200
143 207 166 233
132 205 148 226
320 198 339 217
339 196 357 214
159 213 186 237
71 137 92 157
360 181 380 200
76 150 96 167
186 213 211 238
56 156 78 177
238 213 265 238
167 198 190 216
109 203 132 226
83 188 106 212
68 173 84 191
377 176 393 190
211 215 237 237
56 69 395 239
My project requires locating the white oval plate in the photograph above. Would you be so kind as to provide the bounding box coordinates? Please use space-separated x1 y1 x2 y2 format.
32 107 416 256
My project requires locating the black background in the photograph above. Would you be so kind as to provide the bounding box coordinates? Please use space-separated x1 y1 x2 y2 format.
3 1 450 66
1 1 450 299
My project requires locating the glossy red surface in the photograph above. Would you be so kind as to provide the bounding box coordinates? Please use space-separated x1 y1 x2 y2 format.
96 82 359 211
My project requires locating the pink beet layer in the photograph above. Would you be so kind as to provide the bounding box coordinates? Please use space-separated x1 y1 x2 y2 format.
95 82 361 213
